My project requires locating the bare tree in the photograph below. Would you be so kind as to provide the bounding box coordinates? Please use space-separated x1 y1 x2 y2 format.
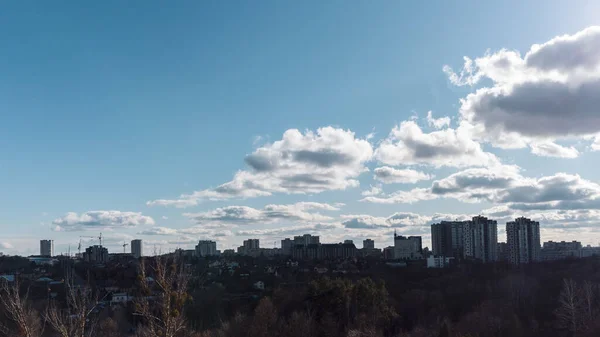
135 256 190 337
580 281 597 329
45 280 99 337
555 279 582 337
0 277 43 337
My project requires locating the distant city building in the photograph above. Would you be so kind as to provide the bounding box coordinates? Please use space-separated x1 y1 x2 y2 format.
393 232 422 260
40 240 54 257
497 242 509 261
244 239 260 250
363 239 375 249
541 241 581 261
383 246 395 260
344 240 354 245
408 236 423 253
84 245 108 263
291 241 356 260
581 245 600 257
464 216 498 262
222 249 235 256
427 256 454 268
131 239 143 258
195 240 217 257
506 217 541 265
293 234 319 247
281 238 293 255
431 221 465 259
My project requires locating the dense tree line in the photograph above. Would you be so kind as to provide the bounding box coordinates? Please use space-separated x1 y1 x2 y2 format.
3 257 600 336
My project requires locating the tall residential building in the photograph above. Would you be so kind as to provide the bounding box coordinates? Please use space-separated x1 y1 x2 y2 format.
195 240 217 257
281 238 293 255
497 242 509 261
131 239 143 258
431 221 465 258
293 234 319 246
84 245 108 263
393 232 422 260
363 239 375 249
243 239 260 250
40 240 54 257
506 217 541 264
464 216 498 262
408 236 423 253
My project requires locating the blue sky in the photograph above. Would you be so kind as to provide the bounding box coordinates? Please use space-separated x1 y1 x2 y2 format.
2 1 600 255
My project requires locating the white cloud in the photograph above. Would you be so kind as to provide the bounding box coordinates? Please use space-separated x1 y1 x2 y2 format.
236 223 342 237
361 184 383 197
148 127 373 207
341 212 472 230
361 187 436 204
426 111 451 129
363 164 600 215
183 202 341 226
138 227 179 236
0 242 14 249
374 121 499 168
52 211 155 231
530 141 579 158
373 166 433 184
161 216 169 220
445 26 600 154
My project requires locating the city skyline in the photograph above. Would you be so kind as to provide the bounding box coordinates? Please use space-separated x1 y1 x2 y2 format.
2 2 600 256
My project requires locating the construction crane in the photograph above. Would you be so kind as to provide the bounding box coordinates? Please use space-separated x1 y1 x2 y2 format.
79 236 96 255
122 242 129 254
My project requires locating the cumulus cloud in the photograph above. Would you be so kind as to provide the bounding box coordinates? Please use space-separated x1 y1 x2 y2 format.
426 111 451 129
236 223 342 237
52 211 155 231
342 212 471 230
138 227 179 236
364 164 600 216
183 202 341 226
530 141 579 158
0 242 14 249
361 187 436 204
445 26 600 156
374 121 499 168
148 127 373 207
373 166 433 184
361 184 383 197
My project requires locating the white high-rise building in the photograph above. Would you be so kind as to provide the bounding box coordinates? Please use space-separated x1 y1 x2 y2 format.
195 240 217 257
40 240 54 257
131 239 143 258
464 216 498 262
506 217 541 265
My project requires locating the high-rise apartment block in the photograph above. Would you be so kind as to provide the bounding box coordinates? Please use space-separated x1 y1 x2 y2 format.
84 245 108 263
363 239 375 249
293 234 320 246
464 216 498 262
281 238 293 255
131 239 143 258
506 217 541 264
40 240 54 257
431 221 466 258
431 216 498 263
195 240 217 257
393 233 422 259
243 239 260 250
